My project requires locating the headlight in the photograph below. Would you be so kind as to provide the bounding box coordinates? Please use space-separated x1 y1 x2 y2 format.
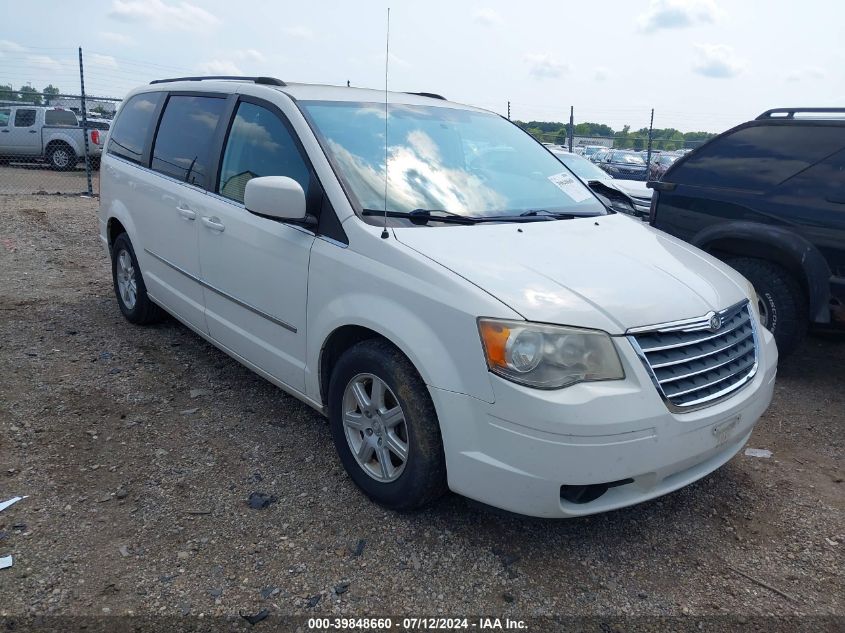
478 319 625 389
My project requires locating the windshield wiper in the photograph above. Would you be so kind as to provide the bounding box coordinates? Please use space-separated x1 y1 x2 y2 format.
518 209 577 219
362 208 480 225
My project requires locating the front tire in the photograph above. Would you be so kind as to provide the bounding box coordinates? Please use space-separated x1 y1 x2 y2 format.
727 257 807 355
111 233 165 325
328 339 447 511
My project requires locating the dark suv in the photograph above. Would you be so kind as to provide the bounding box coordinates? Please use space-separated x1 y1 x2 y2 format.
649 107 845 354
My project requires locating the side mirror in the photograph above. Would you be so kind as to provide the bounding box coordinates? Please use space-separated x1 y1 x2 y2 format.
244 176 309 223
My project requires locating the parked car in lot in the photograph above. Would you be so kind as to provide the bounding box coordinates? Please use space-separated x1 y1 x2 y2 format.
0 105 104 169
590 148 610 163
649 153 678 180
598 150 648 180
650 107 845 354
551 149 652 217
99 76 777 518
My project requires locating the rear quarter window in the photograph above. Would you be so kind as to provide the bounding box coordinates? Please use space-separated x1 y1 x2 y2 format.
108 92 164 163
45 109 79 126
668 124 845 192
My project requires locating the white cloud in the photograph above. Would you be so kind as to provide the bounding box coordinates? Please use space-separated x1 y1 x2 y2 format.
474 8 504 26
785 66 826 82
27 55 64 71
524 53 570 79
637 0 724 33
692 43 746 78
0 40 26 52
102 31 134 46
594 66 610 81
108 0 220 31
281 25 313 39
198 59 244 75
89 53 119 69
235 49 266 63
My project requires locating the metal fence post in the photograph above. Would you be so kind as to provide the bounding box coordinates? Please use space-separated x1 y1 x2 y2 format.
78 46 93 197
568 106 574 153
507 101 510 120
645 108 654 181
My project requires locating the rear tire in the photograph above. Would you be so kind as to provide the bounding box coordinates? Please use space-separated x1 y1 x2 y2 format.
328 339 448 511
111 233 165 325
726 257 807 355
47 143 75 171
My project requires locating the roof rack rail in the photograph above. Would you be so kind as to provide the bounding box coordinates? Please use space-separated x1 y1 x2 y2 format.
405 92 446 100
150 76 286 86
756 107 845 120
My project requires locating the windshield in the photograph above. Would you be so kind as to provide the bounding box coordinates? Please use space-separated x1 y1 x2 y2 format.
301 101 606 220
554 151 610 180
611 152 645 165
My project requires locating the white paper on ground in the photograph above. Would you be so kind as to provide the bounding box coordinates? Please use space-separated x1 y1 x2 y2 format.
744 448 773 458
0 496 27 513
0 555 12 570
548 172 592 203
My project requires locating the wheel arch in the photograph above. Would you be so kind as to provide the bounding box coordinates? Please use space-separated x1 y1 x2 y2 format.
694 222 831 323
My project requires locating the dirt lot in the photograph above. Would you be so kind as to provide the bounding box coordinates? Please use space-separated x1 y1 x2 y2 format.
0 195 842 630
0 165 99 195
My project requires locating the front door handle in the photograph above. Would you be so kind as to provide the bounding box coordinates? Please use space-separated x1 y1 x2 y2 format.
201 216 225 232
176 206 196 221
1 129 9 133
28 130 37 133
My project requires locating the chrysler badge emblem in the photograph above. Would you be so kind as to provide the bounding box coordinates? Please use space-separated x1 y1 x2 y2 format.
709 314 722 332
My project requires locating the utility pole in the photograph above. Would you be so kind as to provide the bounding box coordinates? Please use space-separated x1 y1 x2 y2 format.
645 108 654 182
568 106 574 153
507 100 510 120
78 47 93 197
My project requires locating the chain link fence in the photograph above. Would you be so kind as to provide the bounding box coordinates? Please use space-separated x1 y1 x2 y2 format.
0 90 121 195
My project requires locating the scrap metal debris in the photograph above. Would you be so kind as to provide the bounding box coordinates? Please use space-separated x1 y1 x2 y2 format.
744 448 773 458
0 496 27 512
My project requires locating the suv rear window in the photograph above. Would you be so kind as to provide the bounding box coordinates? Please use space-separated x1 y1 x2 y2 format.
151 95 226 188
669 124 845 192
108 93 164 163
45 109 78 126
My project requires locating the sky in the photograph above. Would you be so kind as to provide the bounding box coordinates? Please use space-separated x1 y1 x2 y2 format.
1 0 843 133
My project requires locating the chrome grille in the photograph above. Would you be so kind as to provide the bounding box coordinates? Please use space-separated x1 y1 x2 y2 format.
628 301 758 411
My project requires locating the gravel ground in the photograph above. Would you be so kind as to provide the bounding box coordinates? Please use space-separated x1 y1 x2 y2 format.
0 195 842 630
0 165 99 195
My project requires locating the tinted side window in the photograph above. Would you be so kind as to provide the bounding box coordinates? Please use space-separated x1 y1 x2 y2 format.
45 110 78 126
0 108 9 126
670 124 845 192
151 95 226 188
218 101 311 203
108 93 163 163
14 109 36 127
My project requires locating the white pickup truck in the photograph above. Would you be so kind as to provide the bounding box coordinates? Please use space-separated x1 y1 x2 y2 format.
0 105 104 170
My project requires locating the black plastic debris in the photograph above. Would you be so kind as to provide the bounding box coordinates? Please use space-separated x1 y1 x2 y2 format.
248 492 277 510
240 609 269 626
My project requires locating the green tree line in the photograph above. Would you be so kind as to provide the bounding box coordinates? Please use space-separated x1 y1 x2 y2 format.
0 84 62 106
515 120 716 151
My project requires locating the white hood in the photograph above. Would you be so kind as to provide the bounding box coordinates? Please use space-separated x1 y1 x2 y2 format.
603 178 652 200
394 214 748 334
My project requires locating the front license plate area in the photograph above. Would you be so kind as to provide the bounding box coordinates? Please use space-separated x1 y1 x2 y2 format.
712 414 741 447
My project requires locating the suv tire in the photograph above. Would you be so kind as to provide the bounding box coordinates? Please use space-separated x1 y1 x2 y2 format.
727 257 807 355
328 339 447 510
111 233 165 325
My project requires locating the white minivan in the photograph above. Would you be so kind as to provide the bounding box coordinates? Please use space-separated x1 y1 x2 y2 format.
99 77 778 518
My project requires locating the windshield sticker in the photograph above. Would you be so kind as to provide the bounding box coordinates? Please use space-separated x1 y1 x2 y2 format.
548 172 592 203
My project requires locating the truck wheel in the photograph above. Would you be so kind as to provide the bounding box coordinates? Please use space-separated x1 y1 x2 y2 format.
727 257 807 355
328 339 448 511
47 144 75 171
111 233 165 325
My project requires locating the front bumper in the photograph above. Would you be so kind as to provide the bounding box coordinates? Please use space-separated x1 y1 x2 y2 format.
431 326 778 518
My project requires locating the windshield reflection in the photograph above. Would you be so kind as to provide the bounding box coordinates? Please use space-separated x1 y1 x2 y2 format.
302 101 606 219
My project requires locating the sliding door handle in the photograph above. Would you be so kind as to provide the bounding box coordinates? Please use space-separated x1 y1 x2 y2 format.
176 206 196 220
